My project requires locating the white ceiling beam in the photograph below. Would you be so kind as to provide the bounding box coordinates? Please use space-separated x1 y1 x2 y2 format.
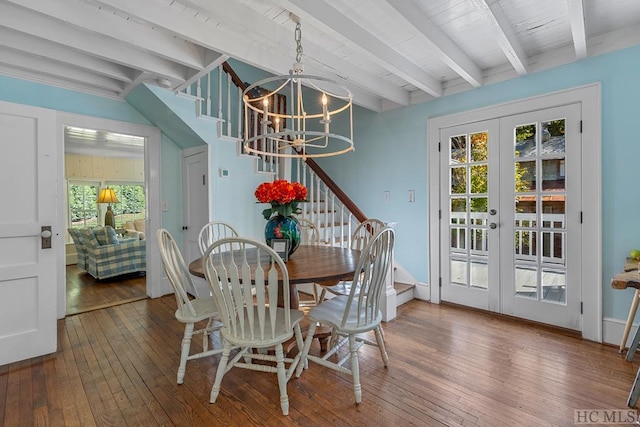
0 2 187 82
0 47 124 93
567 0 587 60
93 0 385 110
385 0 483 88
472 0 528 75
0 27 133 83
178 0 409 106
286 0 442 97
7 0 208 71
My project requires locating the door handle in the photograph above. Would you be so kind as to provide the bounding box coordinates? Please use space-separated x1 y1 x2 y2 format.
489 209 497 215
489 223 497 229
41 226 52 249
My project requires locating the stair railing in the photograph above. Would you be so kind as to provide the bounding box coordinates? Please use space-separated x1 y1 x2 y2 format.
178 61 370 246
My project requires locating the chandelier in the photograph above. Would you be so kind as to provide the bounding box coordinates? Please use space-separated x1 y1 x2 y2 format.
242 21 354 159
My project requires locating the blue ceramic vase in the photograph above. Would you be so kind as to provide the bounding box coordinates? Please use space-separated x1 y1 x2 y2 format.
265 215 301 258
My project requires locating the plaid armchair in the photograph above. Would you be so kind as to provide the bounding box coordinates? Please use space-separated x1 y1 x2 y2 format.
70 226 146 280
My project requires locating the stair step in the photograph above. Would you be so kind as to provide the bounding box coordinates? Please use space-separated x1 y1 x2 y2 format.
395 282 415 306
394 282 414 295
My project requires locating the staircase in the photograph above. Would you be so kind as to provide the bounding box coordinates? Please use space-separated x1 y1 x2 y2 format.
176 61 417 314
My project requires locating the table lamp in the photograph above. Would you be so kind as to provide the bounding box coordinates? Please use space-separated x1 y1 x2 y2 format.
97 187 119 228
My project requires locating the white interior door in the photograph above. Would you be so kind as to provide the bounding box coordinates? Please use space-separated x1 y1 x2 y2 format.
182 146 209 294
439 104 582 330
0 101 57 365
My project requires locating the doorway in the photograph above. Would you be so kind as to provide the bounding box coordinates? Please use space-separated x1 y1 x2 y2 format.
428 84 602 341
56 113 164 320
438 104 581 330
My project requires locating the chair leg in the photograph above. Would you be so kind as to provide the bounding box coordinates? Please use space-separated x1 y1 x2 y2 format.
202 317 215 352
296 322 317 378
349 334 362 404
374 325 389 367
177 323 195 384
210 344 231 403
318 288 327 303
275 343 290 416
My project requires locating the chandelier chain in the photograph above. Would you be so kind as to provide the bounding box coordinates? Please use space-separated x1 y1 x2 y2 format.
295 23 303 64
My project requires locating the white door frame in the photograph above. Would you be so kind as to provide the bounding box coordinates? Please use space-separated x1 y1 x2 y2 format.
56 113 164 319
428 83 602 342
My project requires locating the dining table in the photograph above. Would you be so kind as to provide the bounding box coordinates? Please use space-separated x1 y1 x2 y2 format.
188 244 361 310
188 244 361 352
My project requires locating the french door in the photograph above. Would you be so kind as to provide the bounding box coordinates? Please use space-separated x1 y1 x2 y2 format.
439 104 582 330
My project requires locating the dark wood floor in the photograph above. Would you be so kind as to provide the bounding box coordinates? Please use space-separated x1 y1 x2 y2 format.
66 265 147 315
1 298 637 426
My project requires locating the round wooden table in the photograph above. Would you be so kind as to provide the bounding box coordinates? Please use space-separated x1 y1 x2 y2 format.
189 244 360 353
188 244 360 310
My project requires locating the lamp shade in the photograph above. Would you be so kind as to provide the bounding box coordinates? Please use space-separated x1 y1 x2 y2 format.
97 188 119 204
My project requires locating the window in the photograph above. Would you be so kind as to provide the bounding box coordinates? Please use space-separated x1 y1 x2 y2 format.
68 182 99 229
107 183 146 227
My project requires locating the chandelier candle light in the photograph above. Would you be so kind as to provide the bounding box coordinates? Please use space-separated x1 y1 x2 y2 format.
242 18 354 159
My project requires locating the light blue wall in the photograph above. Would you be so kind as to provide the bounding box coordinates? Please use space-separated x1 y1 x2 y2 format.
161 133 184 245
317 43 640 322
0 75 185 245
0 75 151 124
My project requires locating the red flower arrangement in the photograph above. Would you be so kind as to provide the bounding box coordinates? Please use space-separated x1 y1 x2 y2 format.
255 179 308 219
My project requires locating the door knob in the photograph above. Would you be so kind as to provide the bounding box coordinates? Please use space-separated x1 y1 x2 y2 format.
41 226 52 249
489 223 497 229
489 209 497 215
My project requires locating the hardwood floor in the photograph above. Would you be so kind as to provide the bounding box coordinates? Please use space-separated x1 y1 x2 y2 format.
66 265 147 315
1 298 637 426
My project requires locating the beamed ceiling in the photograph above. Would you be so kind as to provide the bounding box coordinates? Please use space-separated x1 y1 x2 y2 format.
2 0 640 112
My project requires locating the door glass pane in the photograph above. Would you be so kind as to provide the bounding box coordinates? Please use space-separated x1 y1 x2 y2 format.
516 161 536 191
514 123 536 158
542 196 565 216
542 230 565 264
542 268 566 303
470 165 487 193
542 159 565 191
451 167 466 193
470 259 488 289
515 265 538 299
515 230 537 259
451 258 467 285
515 197 536 227
450 135 466 163
470 197 488 224
541 119 565 155
470 132 488 161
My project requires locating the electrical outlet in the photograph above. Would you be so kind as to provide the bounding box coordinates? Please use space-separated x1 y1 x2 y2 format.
384 191 390 201
162 200 169 211
408 190 415 203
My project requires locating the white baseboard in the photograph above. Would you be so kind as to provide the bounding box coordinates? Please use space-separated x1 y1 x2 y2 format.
413 282 430 301
603 317 635 347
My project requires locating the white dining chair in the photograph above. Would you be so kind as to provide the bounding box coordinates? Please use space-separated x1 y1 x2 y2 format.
197 221 239 255
297 227 394 404
318 218 386 302
156 228 223 384
295 217 322 306
202 237 305 416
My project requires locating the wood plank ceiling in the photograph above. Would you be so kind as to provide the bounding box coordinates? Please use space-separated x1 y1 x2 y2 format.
1 0 639 112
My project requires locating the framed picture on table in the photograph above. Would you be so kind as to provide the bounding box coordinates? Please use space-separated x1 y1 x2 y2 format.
270 239 290 262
